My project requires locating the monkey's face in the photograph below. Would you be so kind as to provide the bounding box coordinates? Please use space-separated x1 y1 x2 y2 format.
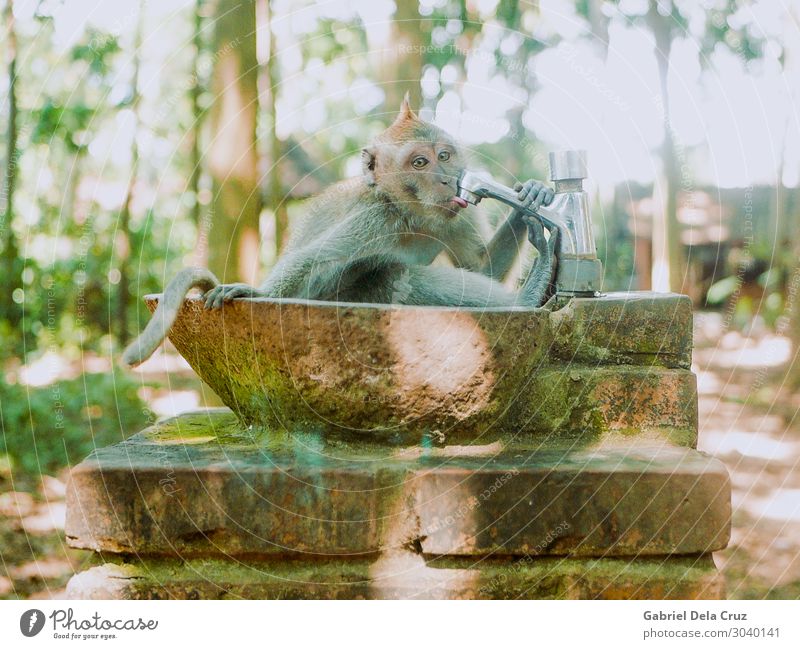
366 137 468 219
363 99 471 220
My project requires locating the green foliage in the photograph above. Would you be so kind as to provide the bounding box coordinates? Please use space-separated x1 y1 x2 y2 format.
706 269 786 328
0 371 150 478
30 100 96 153
71 30 122 76
596 226 636 291
703 0 763 61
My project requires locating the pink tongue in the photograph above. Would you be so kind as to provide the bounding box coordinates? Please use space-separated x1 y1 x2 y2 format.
451 196 469 208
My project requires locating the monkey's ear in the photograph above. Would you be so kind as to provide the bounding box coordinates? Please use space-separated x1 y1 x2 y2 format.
361 147 377 186
398 91 417 121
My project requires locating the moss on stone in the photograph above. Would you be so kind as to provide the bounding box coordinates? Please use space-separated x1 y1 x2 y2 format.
67 553 724 600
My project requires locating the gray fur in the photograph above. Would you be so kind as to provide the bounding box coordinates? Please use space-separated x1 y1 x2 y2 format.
121 267 219 368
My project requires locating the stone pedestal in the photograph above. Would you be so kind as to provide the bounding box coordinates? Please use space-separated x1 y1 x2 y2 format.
65 293 730 599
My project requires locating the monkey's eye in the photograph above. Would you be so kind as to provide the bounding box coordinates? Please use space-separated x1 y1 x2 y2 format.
411 156 429 169
438 150 451 162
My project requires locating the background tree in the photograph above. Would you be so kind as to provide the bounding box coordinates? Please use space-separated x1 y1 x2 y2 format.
207 0 260 284
261 0 288 254
382 0 426 111
115 1 145 344
189 0 206 232
1 0 21 330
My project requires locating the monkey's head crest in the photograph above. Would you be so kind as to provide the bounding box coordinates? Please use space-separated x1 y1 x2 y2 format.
377 93 443 145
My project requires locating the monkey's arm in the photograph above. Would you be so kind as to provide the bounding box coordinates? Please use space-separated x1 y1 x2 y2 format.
330 252 542 308
517 215 558 307
476 179 555 281
450 179 555 282
121 267 219 368
477 210 527 281
203 216 382 308
405 222 555 307
201 246 322 309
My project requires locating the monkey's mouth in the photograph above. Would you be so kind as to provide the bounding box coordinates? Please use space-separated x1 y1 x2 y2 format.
449 196 469 209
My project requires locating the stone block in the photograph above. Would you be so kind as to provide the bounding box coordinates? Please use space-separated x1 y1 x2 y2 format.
65 414 729 559
550 291 693 369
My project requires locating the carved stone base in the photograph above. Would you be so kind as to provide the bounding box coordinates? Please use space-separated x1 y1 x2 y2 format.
65 411 729 599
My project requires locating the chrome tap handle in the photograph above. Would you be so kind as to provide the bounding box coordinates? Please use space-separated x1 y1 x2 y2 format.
456 171 572 252
455 170 527 210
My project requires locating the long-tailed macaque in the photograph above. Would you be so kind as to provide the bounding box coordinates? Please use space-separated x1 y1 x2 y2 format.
122 99 556 368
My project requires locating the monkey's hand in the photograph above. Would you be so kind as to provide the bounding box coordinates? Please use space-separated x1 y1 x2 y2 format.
204 283 268 310
513 179 555 214
520 214 559 306
524 214 554 254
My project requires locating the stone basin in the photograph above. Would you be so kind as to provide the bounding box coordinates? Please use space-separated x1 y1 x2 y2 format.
145 291 696 447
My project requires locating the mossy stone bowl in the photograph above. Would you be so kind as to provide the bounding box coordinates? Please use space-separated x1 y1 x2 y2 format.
144 292 694 447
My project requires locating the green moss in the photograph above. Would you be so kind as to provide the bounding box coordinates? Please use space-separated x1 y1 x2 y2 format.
79 554 721 599
143 410 243 444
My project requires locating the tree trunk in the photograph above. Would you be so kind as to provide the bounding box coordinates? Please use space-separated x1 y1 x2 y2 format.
207 0 261 285
189 0 211 268
189 0 204 228
381 0 425 111
263 0 288 255
1 0 21 326
647 2 683 294
116 1 144 345
586 0 610 57
778 4 800 388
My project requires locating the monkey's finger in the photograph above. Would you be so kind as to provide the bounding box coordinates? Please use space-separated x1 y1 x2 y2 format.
532 189 546 211
210 286 229 310
519 183 541 210
222 285 254 306
204 287 221 310
226 286 252 301
547 228 560 256
218 286 240 309
525 216 546 250
543 188 555 206
518 179 536 201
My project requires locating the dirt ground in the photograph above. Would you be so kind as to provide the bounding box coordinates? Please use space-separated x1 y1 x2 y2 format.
1 311 799 599
694 313 800 598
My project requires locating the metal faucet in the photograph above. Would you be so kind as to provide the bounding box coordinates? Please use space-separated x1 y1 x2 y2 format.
456 150 603 297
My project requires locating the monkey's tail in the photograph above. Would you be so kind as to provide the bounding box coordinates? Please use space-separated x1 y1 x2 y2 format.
121 267 219 369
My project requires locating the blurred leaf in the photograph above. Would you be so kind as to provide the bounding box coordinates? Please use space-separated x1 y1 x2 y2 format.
70 30 121 75
706 275 741 305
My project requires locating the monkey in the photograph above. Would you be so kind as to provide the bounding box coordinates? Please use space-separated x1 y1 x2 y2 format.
122 98 557 368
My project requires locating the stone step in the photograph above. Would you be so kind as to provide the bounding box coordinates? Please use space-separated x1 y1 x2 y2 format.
66 412 730 559
66 553 724 600
550 291 693 368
